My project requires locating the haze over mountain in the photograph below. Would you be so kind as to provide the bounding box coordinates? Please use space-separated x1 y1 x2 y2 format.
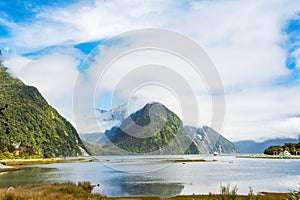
234 138 300 153
185 126 237 154
0 66 89 159
96 102 131 133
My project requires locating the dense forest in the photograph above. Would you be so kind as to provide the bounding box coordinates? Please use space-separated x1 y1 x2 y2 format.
0 66 88 159
264 142 300 155
109 102 199 154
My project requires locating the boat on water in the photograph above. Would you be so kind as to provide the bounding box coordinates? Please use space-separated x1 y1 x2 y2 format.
213 145 222 156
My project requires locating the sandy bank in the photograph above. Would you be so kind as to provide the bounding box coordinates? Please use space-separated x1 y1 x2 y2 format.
0 157 97 166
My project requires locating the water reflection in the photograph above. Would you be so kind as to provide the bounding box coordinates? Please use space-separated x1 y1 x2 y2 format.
120 182 184 196
92 173 184 197
0 167 57 187
115 175 183 196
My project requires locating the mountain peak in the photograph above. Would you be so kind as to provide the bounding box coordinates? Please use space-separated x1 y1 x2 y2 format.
107 102 198 154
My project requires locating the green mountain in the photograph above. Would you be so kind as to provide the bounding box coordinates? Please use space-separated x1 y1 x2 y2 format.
185 126 237 154
0 66 89 159
107 102 199 154
80 103 237 155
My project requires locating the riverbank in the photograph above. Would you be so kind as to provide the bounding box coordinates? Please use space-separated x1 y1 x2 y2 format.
0 182 293 200
0 157 97 166
236 154 300 159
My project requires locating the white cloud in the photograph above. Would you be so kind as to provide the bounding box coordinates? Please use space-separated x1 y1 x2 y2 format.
4 51 80 122
2 0 171 52
2 0 300 141
224 84 300 141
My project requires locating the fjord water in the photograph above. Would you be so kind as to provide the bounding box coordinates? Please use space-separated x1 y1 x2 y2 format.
0 155 299 196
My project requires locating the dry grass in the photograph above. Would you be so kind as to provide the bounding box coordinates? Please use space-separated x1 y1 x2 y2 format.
0 182 292 200
0 182 106 200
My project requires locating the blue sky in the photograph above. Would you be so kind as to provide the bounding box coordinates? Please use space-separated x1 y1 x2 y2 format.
1 0 300 141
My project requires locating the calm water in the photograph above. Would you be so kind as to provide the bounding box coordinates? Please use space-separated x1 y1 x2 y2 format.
0 155 300 196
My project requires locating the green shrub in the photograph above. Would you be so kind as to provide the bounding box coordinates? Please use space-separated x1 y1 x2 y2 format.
286 184 300 200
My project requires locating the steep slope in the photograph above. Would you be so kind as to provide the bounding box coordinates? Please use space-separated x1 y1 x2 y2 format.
0 66 88 159
185 126 237 154
107 102 199 154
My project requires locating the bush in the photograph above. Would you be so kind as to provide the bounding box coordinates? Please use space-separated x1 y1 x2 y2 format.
219 183 238 200
286 184 300 200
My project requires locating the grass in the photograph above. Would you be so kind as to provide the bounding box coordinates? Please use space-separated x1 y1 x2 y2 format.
0 182 105 200
0 182 296 200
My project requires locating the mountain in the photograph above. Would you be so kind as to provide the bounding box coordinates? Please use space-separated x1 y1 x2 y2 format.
234 138 300 153
185 126 237 154
105 102 199 154
0 66 89 159
81 102 236 155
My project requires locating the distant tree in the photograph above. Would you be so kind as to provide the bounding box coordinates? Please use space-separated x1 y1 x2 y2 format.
264 143 300 155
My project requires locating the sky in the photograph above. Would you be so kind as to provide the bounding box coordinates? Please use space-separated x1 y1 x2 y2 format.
1 0 300 142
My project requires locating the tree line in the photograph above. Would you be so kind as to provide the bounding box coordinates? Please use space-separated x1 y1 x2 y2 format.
264 142 300 155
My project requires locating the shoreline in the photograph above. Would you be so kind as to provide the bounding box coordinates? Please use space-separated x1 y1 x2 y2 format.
0 157 219 166
0 163 23 173
0 157 97 166
236 154 300 159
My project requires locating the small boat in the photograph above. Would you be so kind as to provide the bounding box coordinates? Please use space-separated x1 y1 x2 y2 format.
213 151 219 156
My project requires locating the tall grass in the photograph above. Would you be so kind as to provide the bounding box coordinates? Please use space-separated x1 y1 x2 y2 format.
218 183 238 200
0 182 297 200
0 181 105 200
286 184 300 200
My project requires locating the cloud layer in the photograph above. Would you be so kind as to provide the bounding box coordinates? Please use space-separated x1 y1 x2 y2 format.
1 0 300 141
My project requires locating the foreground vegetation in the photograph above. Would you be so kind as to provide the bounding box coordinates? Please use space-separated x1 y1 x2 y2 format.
0 182 103 200
0 182 299 200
